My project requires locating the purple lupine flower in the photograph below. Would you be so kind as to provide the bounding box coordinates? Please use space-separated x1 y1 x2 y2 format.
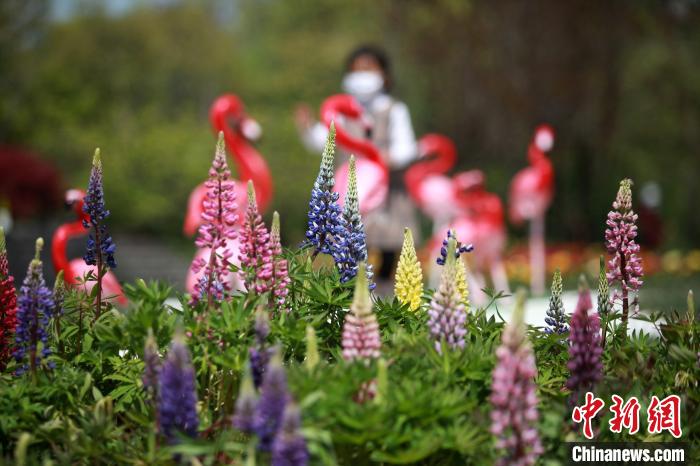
270 211 291 312
158 332 199 443
83 149 117 270
544 269 568 334
332 156 375 289
233 367 258 433
272 403 309 466
566 277 603 402
142 330 160 397
428 235 467 353
253 348 290 452
239 181 273 294
304 122 344 257
490 289 542 466
0 227 17 371
249 309 272 389
190 133 238 306
605 179 643 327
436 230 473 266
14 238 54 376
341 262 381 362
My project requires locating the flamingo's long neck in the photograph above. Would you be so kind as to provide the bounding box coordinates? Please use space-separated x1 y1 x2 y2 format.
222 125 273 209
51 221 85 283
405 145 456 206
527 143 554 185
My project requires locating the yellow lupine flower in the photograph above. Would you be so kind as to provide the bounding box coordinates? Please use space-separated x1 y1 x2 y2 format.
394 228 424 311
455 256 470 309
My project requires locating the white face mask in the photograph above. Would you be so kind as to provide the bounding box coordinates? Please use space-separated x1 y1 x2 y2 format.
342 71 384 102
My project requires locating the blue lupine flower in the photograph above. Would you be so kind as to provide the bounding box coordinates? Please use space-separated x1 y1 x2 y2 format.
254 348 289 452
158 332 199 443
304 123 344 257
436 230 474 266
83 149 117 269
544 269 568 334
14 238 54 375
233 367 258 434
332 156 375 289
272 403 309 466
249 308 272 388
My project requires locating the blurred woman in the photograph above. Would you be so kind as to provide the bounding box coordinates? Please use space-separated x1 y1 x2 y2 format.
295 45 420 286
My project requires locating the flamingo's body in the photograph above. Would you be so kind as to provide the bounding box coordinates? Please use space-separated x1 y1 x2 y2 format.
52 189 127 305
184 94 272 295
404 134 461 233
320 94 389 214
508 125 555 295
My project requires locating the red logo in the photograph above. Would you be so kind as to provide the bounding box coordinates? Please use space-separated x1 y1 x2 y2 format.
647 395 682 438
572 392 605 440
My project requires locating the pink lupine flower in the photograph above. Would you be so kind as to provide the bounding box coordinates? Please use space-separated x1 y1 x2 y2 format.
342 262 381 362
239 181 273 294
605 179 643 327
190 133 238 306
269 211 291 312
490 290 542 466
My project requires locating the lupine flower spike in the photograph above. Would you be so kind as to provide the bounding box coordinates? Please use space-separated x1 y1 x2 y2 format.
14 238 54 376
254 348 290 451
342 262 381 362
142 329 160 399
332 156 374 288
455 256 470 308
428 235 467 353
304 122 343 258
605 178 643 329
566 276 603 404
190 133 238 307
544 269 568 334
239 181 273 294
0 227 17 371
52 270 66 354
597 256 611 348
270 211 291 312
436 230 473 266
490 289 542 466
249 308 272 389
394 228 423 311
158 329 199 443
272 403 309 466
233 366 258 434
82 149 116 318
304 325 320 371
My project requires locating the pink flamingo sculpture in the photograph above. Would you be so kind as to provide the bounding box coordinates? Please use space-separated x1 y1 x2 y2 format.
508 124 555 295
320 94 388 214
404 134 461 234
184 94 273 295
52 189 127 305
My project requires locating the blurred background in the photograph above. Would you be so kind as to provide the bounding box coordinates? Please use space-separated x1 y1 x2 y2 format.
1 0 699 306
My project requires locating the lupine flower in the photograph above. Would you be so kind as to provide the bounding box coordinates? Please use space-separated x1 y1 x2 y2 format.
158 331 199 443
233 367 258 434
272 403 309 466
14 238 54 375
490 289 542 466
142 329 160 397
304 122 344 257
566 276 603 403
249 308 272 389
269 211 291 311
239 181 273 294
52 271 66 354
428 235 467 353
332 156 374 288
394 228 423 311
455 256 470 308
342 262 381 362
190 133 238 306
254 348 290 452
544 269 568 334
597 256 610 318
0 228 17 371
304 325 320 371
605 179 643 327
436 230 473 266
83 149 117 270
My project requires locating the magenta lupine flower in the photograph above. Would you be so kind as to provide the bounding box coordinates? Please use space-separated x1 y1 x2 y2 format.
190 133 238 306
0 227 17 371
427 235 467 354
272 403 309 466
490 290 542 466
341 262 381 362
566 277 603 403
269 212 291 312
605 179 643 327
239 181 273 295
